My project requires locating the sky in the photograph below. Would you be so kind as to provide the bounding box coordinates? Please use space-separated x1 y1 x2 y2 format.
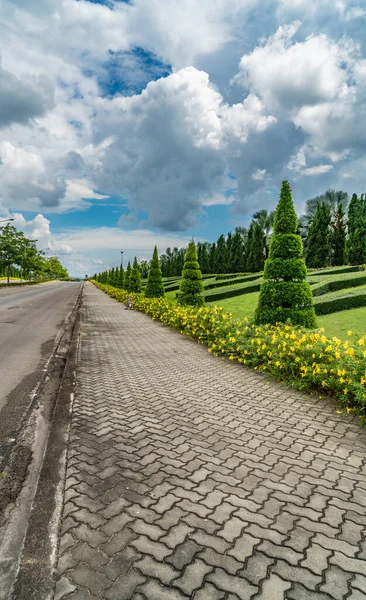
0 0 365 276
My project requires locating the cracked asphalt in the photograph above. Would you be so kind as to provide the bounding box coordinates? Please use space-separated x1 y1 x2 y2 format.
53 283 366 600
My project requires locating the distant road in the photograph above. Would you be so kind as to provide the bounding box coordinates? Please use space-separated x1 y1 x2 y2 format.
0 281 81 448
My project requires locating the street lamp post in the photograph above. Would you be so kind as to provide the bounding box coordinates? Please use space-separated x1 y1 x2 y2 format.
121 251 124 268
0 218 14 224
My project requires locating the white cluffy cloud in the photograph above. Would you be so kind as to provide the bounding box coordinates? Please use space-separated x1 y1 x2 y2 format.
93 67 275 230
234 22 355 111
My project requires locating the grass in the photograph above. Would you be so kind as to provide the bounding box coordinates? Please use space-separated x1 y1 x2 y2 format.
163 265 366 340
317 307 366 340
208 292 260 321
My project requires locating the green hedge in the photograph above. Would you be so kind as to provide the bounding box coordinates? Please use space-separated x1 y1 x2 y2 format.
308 265 360 277
203 280 262 302
205 274 260 291
312 274 366 297
215 272 250 280
0 280 41 288
314 287 366 315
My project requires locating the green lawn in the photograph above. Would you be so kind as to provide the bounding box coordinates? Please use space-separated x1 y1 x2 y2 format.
317 308 366 340
208 292 260 321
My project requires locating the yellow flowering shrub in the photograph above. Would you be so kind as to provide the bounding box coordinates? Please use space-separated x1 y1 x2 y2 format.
93 282 366 420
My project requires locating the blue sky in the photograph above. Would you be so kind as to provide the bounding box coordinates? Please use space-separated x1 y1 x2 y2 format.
0 0 366 275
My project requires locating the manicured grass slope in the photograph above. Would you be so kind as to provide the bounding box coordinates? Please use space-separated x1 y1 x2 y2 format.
165 266 366 336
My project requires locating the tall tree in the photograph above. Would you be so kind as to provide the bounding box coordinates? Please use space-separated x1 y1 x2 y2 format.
178 240 204 306
124 261 132 291
246 223 265 273
215 234 228 274
305 203 332 269
252 209 275 258
331 203 346 266
255 180 317 328
129 257 142 293
145 246 165 298
200 243 210 274
346 193 366 265
117 265 125 289
209 242 216 274
229 230 245 273
299 189 349 245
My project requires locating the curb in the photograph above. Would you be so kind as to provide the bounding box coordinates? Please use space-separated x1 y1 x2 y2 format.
0 284 84 600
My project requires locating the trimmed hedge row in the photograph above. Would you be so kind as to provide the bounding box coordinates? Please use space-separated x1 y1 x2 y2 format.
215 273 250 280
308 265 360 277
0 280 41 288
314 287 366 315
203 280 262 302
312 274 366 297
204 274 261 291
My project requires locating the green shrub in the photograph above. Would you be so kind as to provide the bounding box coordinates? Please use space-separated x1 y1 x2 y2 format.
129 258 142 293
178 241 204 307
255 181 317 328
145 246 165 298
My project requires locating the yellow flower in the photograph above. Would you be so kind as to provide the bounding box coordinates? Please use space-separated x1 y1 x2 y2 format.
344 388 349 394
347 330 353 336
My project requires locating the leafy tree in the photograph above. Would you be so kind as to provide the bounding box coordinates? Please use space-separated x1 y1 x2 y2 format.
246 222 265 273
255 180 317 328
252 209 275 258
209 242 216 274
346 193 366 264
145 246 165 298
139 260 149 278
0 224 28 283
299 189 349 244
199 243 210 274
109 267 116 286
331 203 346 266
229 231 245 273
124 261 132 290
118 265 125 288
215 234 228 274
178 240 204 306
306 203 332 268
129 257 142 293
43 256 69 280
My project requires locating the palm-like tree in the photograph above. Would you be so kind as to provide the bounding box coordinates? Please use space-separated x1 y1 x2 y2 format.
299 189 349 243
252 209 275 258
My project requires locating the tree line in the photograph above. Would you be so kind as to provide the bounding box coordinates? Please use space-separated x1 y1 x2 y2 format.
0 223 69 282
93 188 366 286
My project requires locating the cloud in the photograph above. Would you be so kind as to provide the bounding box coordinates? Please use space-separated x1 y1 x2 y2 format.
0 63 54 128
303 164 334 176
93 67 274 230
234 22 354 111
53 226 194 275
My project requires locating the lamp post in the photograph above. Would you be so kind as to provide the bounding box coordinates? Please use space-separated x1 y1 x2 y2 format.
121 251 124 267
0 218 14 224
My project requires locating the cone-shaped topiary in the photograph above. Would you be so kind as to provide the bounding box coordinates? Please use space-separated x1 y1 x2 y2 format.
255 181 317 328
145 246 165 298
129 257 142 293
124 261 132 291
178 240 204 306
117 265 124 289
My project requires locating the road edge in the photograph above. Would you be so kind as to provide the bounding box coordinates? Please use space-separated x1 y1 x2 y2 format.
0 283 84 600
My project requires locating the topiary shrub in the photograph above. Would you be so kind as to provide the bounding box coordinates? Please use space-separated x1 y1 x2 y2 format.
145 246 165 298
255 180 317 328
177 240 204 307
129 257 142 293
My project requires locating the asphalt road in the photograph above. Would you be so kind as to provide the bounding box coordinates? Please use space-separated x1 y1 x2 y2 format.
0 281 81 449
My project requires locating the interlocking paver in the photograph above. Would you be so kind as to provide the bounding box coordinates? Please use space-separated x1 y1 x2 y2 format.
52 285 366 600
